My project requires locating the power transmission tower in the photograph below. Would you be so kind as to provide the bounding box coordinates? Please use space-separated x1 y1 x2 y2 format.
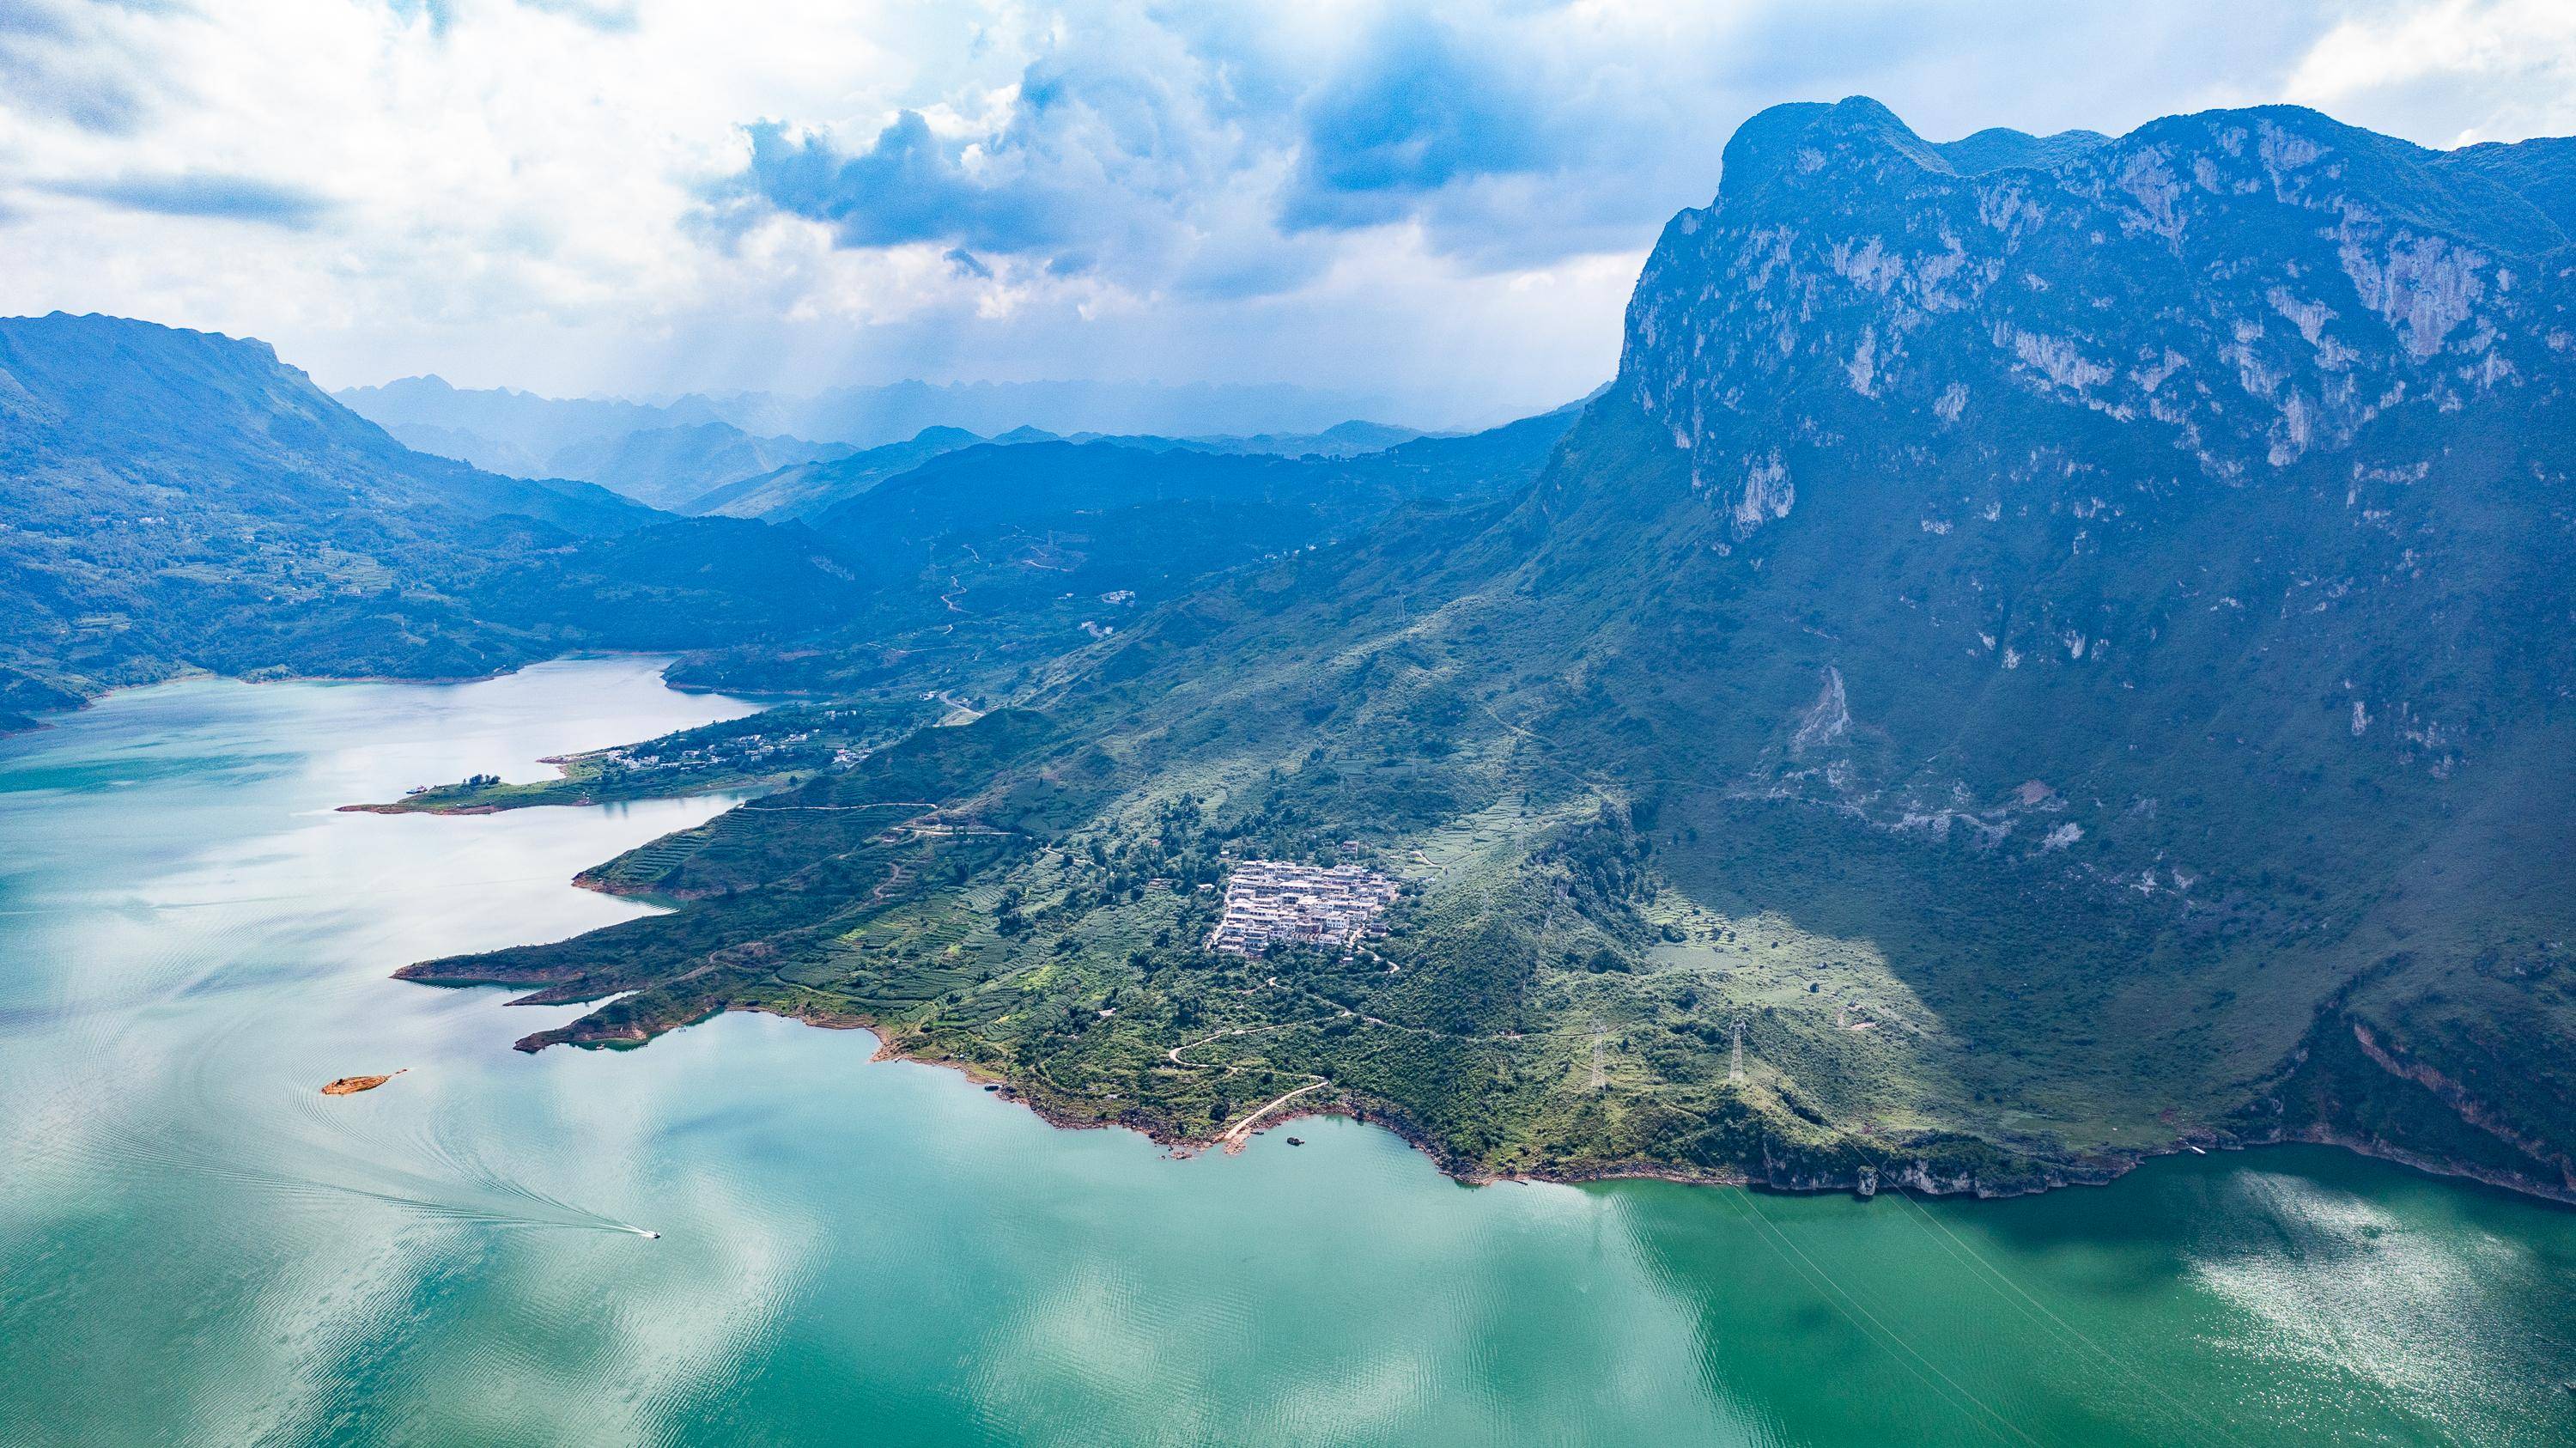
1729 1018 1746 1085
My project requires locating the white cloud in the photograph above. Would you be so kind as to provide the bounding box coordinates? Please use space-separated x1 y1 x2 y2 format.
0 0 2567 425
2286 0 2576 144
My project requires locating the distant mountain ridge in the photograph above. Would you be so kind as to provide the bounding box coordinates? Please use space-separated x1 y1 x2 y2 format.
1 313 1571 731
682 426 986 520
662 402 1582 697
0 313 872 709
543 422 856 512
338 374 1403 459
689 420 1442 522
337 374 726 465
342 374 1429 515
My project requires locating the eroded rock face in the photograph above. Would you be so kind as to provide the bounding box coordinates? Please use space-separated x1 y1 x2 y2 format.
1598 95 2576 817
1572 98 2576 1195
1625 98 2565 495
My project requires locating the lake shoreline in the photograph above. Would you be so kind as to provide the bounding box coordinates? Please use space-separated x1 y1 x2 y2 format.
860 1010 2576 1208
478 987 2576 1213
17 652 2574 1444
313 659 2576 1216
0 649 744 741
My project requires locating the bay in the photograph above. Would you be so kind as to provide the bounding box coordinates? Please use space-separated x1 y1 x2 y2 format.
2 657 2568 1446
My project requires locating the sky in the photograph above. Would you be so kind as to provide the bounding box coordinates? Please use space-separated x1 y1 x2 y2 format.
3 0 2573 428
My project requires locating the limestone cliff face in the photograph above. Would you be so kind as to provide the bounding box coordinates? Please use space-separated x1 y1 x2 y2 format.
1570 96 2576 808
1539 98 2576 1198
1619 97 2572 538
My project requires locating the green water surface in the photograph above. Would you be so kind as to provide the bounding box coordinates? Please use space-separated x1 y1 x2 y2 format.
2 658 2569 1446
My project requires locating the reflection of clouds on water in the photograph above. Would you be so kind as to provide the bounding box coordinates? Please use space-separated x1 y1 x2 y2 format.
11 661 2576 1447
490 1037 819 1442
98 1015 820 1445
962 1135 1751 1446
0 661 778 1445
0 778 741 1222
2190 1168 2530 1432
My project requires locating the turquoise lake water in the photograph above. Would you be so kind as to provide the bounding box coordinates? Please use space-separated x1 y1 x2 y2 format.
3 656 2571 1446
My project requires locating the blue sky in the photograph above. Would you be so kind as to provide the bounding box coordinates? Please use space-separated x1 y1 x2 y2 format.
2 0 2571 427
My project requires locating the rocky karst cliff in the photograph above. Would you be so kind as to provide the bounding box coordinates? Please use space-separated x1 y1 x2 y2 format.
397 100 2576 1203
1588 98 2576 1197
1627 97 2569 510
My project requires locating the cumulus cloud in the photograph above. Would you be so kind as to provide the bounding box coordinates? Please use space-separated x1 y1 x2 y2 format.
732 112 1072 254
0 0 2567 425
715 9 1308 295
1279 13 1552 228
2287 0 2576 143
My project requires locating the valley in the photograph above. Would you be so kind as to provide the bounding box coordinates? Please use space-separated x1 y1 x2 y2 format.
7 100 2573 1214
21 5 2576 1440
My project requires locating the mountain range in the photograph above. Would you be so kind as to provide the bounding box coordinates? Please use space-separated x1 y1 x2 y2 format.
541 423 860 512
8 95 2572 1208
0 311 772 722
397 98 2576 1205
0 314 1558 732
661 419 1444 522
341 373 1407 481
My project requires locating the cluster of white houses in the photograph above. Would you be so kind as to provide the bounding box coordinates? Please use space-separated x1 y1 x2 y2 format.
1206 860 1400 956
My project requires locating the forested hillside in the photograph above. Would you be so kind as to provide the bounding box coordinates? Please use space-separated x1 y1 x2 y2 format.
0 313 872 707
404 100 2576 1205
1 314 1565 729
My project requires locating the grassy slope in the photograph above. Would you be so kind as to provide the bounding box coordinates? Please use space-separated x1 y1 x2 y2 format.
393 385 2576 1202
385 98 2576 1201
0 315 895 714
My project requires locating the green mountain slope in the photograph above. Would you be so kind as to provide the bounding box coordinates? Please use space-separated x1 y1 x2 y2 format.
661 407 1579 699
0 313 650 533
3 316 1568 728
682 426 985 520
404 100 2576 1203
0 313 872 708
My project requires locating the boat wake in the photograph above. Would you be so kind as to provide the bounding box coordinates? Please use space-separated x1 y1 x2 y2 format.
70 1098 661 1241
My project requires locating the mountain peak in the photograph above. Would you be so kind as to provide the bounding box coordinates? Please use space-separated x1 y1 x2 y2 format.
1716 96 1932 202
1719 97 2130 205
1932 125 2112 175
1631 97 2573 520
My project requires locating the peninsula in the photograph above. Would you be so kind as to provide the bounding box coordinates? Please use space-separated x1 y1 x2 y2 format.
391 100 2576 1208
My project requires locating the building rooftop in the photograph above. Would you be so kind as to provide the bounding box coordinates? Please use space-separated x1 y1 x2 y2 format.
1206 859 1400 956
